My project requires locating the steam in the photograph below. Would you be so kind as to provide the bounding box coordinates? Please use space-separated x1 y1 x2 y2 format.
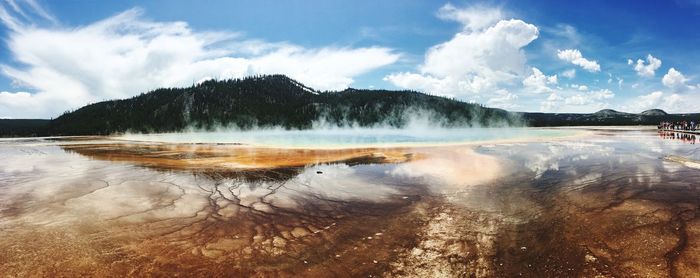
119 119 564 149
116 104 543 148
121 104 525 134
306 106 525 129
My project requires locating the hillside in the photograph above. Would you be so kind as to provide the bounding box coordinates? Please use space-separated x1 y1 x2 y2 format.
45 75 517 135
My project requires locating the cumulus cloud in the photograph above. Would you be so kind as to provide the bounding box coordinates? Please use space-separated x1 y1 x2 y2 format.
622 68 700 112
556 49 600 72
622 91 689 112
385 4 539 99
522 67 557 94
632 54 662 77
0 7 399 118
662 67 695 91
620 77 700 113
629 91 663 111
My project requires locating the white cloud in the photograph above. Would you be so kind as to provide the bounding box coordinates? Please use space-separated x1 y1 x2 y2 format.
547 24 581 45
563 95 589 106
23 0 56 23
540 86 614 112
522 67 557 94
563 89 613 105
561 69 576 79
622 91 693 112
486 89 519 109
0 8 399 118
547 93 562 101
556 49 600 72
629 91 663 111
0 91 40 116
0 0 56 30
436 3 503 31
592 89 615 99
632 54 661 77
570 84 588 91
4 0 28 20
386 4 539 99
540 93 562 111
662 94 683 109
662 67 695 91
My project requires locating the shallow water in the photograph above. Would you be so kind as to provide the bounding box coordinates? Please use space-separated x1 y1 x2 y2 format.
1 128 700 277
118 127 576 148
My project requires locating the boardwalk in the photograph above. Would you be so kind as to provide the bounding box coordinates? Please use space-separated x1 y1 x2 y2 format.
659 129 700 135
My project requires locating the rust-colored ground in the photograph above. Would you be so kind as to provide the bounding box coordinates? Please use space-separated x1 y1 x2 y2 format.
61 142 416 170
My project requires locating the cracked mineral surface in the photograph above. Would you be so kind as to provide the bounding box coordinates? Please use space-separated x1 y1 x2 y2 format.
1 129 700 277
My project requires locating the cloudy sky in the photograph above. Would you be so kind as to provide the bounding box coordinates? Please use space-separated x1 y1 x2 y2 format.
1 0 700 118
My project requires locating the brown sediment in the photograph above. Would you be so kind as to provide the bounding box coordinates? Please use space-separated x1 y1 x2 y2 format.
0 174 436 276
0 140 442 276
60 142 418 172
486 144 700 277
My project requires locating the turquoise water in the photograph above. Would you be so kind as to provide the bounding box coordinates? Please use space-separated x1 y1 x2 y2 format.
118 128 577 148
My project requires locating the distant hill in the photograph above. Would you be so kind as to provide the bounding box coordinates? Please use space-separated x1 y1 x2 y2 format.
594 109 629 116
640 109 668 116
0 119 50 137
519 109 700 127
1 75 700 137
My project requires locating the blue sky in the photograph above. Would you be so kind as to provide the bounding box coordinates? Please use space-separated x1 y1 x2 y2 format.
1 0 700 118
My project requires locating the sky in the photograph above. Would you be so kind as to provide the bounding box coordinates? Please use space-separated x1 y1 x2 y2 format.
1 0 700 118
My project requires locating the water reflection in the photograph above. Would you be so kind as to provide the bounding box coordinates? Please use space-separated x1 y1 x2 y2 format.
659 131 697 144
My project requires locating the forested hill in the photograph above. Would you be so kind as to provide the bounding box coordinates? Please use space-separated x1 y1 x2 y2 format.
44 75 517 135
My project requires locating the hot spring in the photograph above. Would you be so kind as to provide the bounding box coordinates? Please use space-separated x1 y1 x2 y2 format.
3 127 700 276
117 127 578 148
